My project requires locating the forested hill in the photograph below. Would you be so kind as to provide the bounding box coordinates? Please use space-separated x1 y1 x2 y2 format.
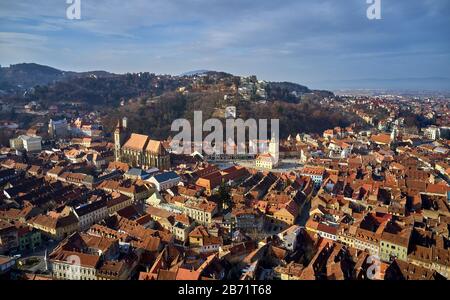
0 63 353 139
0 63 116 93
0 63 331 107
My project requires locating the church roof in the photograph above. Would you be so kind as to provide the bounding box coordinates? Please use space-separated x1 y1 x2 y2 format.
123 134 149 151
146 139 166 155
121 132 168 155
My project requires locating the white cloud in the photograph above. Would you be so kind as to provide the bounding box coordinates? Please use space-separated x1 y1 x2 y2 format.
0 0 448 86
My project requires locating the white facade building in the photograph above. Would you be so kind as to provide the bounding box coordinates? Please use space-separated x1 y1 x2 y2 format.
148 171 180 191
10 135 42 152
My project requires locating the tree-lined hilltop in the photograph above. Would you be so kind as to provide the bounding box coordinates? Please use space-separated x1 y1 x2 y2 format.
0 63 358 139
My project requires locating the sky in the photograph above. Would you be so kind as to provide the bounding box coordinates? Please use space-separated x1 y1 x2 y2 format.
0 0 449 90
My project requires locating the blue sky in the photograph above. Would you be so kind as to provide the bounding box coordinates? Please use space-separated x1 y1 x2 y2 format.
0 0 449 90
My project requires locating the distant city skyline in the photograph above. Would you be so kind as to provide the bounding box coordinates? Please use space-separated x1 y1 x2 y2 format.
1 0 449 90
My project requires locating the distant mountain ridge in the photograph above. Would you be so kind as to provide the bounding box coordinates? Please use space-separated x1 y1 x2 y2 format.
0 63 116 92
0 63 333 109
0 63 320 99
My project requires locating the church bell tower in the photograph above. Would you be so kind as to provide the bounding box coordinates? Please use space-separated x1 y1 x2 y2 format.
114 117 129 162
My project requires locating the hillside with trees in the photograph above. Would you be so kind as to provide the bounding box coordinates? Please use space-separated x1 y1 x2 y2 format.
0 63 355 140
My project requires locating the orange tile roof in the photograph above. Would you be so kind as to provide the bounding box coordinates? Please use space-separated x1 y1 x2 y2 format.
301 166 325 176
176 268 200 280
107 161 130 172
123 134 149 151
146 139 166 154
51 250 100 268
371 134 392 145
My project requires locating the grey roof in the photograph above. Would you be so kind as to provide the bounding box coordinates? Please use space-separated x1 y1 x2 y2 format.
152 171 180 183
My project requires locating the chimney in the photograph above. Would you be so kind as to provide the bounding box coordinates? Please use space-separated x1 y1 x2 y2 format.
122 117 128 129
